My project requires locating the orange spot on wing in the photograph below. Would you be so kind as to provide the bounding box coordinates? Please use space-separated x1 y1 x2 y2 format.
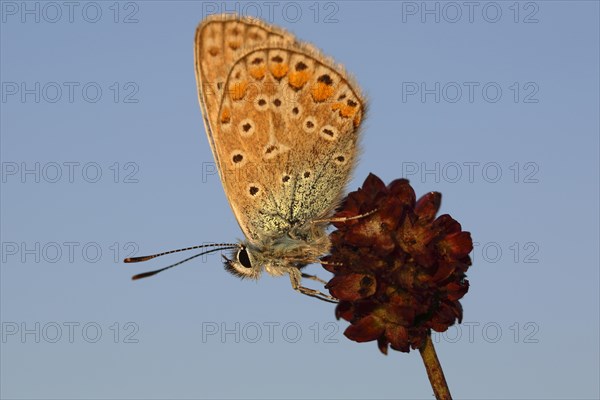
288 70 310 89
332 101 359 118
353 111 362 128
229 81 248 101
207 46 219 57
249 66 266 80
228 41 241 50
311 82 335 102
220 107 231 124
270 63 289 80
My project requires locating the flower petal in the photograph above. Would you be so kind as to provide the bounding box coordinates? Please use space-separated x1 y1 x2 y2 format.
362 173 387 195
439 232 473 259
388 179 416 207
377 337 389 355
344 315 385 342
335 301 355 321
385 325 410 353
327 273 376 301
432 214 462 235
415 192 442 223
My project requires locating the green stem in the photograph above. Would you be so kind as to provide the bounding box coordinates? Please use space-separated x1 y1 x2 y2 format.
419 333 452 400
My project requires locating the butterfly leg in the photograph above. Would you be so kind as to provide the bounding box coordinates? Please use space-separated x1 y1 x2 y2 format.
320 260 343 268
298 286 338 303
289 269 338 303
301 272 328 285
312 208 378 225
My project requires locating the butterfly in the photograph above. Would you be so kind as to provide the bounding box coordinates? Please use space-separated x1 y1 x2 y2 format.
126 14 366 302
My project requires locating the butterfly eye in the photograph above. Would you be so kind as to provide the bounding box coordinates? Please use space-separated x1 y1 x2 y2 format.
237 247 252 268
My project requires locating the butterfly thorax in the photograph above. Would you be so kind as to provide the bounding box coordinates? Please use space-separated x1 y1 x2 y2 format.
253 221 331 270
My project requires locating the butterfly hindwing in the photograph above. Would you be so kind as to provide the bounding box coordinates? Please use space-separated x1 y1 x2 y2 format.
214 43 365 243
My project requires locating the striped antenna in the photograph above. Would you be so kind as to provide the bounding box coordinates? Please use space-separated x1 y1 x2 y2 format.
131 246 236 281
124 243 237 263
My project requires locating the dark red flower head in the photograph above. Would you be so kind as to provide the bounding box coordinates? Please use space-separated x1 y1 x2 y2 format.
322 174 473 354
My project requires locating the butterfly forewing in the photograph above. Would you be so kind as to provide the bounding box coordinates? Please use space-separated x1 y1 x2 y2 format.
195 15 295 163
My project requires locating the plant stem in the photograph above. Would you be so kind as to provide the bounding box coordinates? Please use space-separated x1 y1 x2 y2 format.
419 333 452 400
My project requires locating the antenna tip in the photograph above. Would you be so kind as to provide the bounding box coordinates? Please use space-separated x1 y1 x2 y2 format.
124 255 155 263
131 270 160 280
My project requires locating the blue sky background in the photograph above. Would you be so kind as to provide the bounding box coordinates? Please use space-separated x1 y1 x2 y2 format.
1 1 599 399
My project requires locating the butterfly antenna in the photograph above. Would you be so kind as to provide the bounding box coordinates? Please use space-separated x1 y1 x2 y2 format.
131 246 236 280
124 243 237 263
